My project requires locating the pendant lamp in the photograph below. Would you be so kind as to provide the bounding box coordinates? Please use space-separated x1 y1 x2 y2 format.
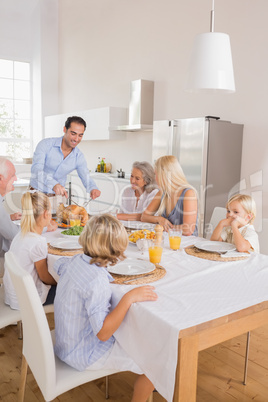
185 0 235 93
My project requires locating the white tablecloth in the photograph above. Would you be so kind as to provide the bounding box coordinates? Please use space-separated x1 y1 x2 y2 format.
44 230 268 402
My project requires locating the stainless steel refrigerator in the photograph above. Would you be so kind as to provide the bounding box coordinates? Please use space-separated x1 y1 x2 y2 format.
152 117 244 237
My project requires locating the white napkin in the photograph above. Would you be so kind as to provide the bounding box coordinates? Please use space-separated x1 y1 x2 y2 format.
220 250 250 258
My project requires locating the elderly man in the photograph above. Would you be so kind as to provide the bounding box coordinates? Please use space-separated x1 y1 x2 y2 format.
0 157 20 278
30 116 101 202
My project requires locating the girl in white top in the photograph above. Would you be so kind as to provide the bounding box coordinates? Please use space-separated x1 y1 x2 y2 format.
117 161 159 221
3 191 57 309
211 194 259 253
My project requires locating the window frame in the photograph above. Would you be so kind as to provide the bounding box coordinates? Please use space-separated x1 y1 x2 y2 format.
0 58 33 160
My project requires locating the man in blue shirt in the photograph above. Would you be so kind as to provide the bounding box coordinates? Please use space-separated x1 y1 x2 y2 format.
30 116 100 199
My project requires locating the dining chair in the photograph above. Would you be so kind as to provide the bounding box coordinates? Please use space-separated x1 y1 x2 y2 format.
205 206 226 239
0 283 22 338
5 251 121 402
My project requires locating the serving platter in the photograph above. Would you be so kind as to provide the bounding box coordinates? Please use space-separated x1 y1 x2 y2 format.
108 258 155 276
194 240 236 253
50 238 82 250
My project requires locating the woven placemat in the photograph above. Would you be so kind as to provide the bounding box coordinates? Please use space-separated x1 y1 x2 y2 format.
48 243 83 257
184 245 249 262
111 264 166 285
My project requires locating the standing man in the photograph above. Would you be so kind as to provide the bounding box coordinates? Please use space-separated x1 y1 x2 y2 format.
30 116 101 201
0 157 20 278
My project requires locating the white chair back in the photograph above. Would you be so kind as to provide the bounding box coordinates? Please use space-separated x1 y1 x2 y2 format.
205 206 226 239
258 218 268 255
5 251 56 396
0 284 21 329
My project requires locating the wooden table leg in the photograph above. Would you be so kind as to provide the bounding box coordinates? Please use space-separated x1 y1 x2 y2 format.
173 335 199 402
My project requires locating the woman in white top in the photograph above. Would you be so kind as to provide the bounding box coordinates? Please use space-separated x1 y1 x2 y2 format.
117 161 159 221
3 191 57 310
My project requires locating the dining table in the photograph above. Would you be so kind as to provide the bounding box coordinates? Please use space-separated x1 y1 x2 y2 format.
43 226 268 402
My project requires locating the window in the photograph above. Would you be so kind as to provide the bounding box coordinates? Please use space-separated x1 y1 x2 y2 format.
0 58 31 160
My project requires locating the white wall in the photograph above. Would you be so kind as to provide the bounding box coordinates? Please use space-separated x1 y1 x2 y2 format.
56 0 268 228
0 0 59 150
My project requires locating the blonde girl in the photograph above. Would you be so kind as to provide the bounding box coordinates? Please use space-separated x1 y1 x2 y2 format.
211 194 259 252
3 191 57 309
54 214 157 402
141 155 198 235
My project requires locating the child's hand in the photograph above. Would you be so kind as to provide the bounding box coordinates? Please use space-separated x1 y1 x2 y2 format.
47 219 58 232
231 215 249 228
126 286 158 304
220 217 233 227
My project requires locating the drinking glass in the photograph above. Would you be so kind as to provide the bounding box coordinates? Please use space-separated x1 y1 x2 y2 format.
148 239 164 264
136 238 149 255
69 214 81 227
168 226 182 250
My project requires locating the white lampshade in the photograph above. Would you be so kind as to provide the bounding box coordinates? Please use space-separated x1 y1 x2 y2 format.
186 32 235 93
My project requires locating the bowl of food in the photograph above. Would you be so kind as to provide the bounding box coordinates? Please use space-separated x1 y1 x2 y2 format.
128 229 156 244
61 226 84 238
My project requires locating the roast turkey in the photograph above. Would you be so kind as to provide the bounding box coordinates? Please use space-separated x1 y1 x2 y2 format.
56 203 89 225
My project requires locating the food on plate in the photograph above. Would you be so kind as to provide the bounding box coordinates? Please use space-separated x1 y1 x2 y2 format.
128 229 156 243
56 203 89 226
61 226 84 236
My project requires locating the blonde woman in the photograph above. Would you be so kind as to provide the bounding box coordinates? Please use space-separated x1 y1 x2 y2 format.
54 214 157 402
117 161 159 221
141 155 198 235
211 194 259 252
3 191 57 310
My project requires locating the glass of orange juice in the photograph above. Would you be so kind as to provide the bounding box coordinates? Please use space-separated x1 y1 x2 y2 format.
148 239 164 264
168 227 182 250
69 214 81 227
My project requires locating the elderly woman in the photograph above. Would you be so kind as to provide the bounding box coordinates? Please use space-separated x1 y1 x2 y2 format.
141 155 198 235
116 161 159 221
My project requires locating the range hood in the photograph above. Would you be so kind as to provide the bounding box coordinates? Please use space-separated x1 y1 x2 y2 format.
110 79 154 132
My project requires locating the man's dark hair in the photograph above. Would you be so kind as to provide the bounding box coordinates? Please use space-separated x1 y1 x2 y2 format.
64 116 87 130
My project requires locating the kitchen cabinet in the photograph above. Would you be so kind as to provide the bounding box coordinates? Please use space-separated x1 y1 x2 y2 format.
45 107 128 140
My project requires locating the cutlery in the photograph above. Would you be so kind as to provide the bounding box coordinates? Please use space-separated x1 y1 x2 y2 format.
70 197 92 208
123 272 154 284
83 198 92 208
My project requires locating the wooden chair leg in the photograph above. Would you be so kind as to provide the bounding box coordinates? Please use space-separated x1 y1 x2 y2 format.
17 320 23 340
147 393 154 402
18 355 28 402
105 376 109 399
243 331 250 385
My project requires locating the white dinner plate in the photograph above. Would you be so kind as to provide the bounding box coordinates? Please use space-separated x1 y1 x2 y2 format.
50 238 82 250
108 258 155 276
121 220 155 232
195 240 236 253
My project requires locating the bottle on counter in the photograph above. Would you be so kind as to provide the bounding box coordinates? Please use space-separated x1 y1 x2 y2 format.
97 157 101 172
100 158 106 173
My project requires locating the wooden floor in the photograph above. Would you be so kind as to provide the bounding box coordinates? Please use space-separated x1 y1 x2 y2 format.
1 313 268 401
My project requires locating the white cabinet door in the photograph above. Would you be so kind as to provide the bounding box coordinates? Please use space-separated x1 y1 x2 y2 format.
44 107 127 140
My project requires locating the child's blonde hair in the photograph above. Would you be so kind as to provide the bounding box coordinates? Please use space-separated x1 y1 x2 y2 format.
226 194 256 224
20 191 51 235
79 214 128 267
155 155 196 215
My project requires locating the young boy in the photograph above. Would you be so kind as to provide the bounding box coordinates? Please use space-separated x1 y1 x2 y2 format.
54 214 157 402
211 194 259 253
